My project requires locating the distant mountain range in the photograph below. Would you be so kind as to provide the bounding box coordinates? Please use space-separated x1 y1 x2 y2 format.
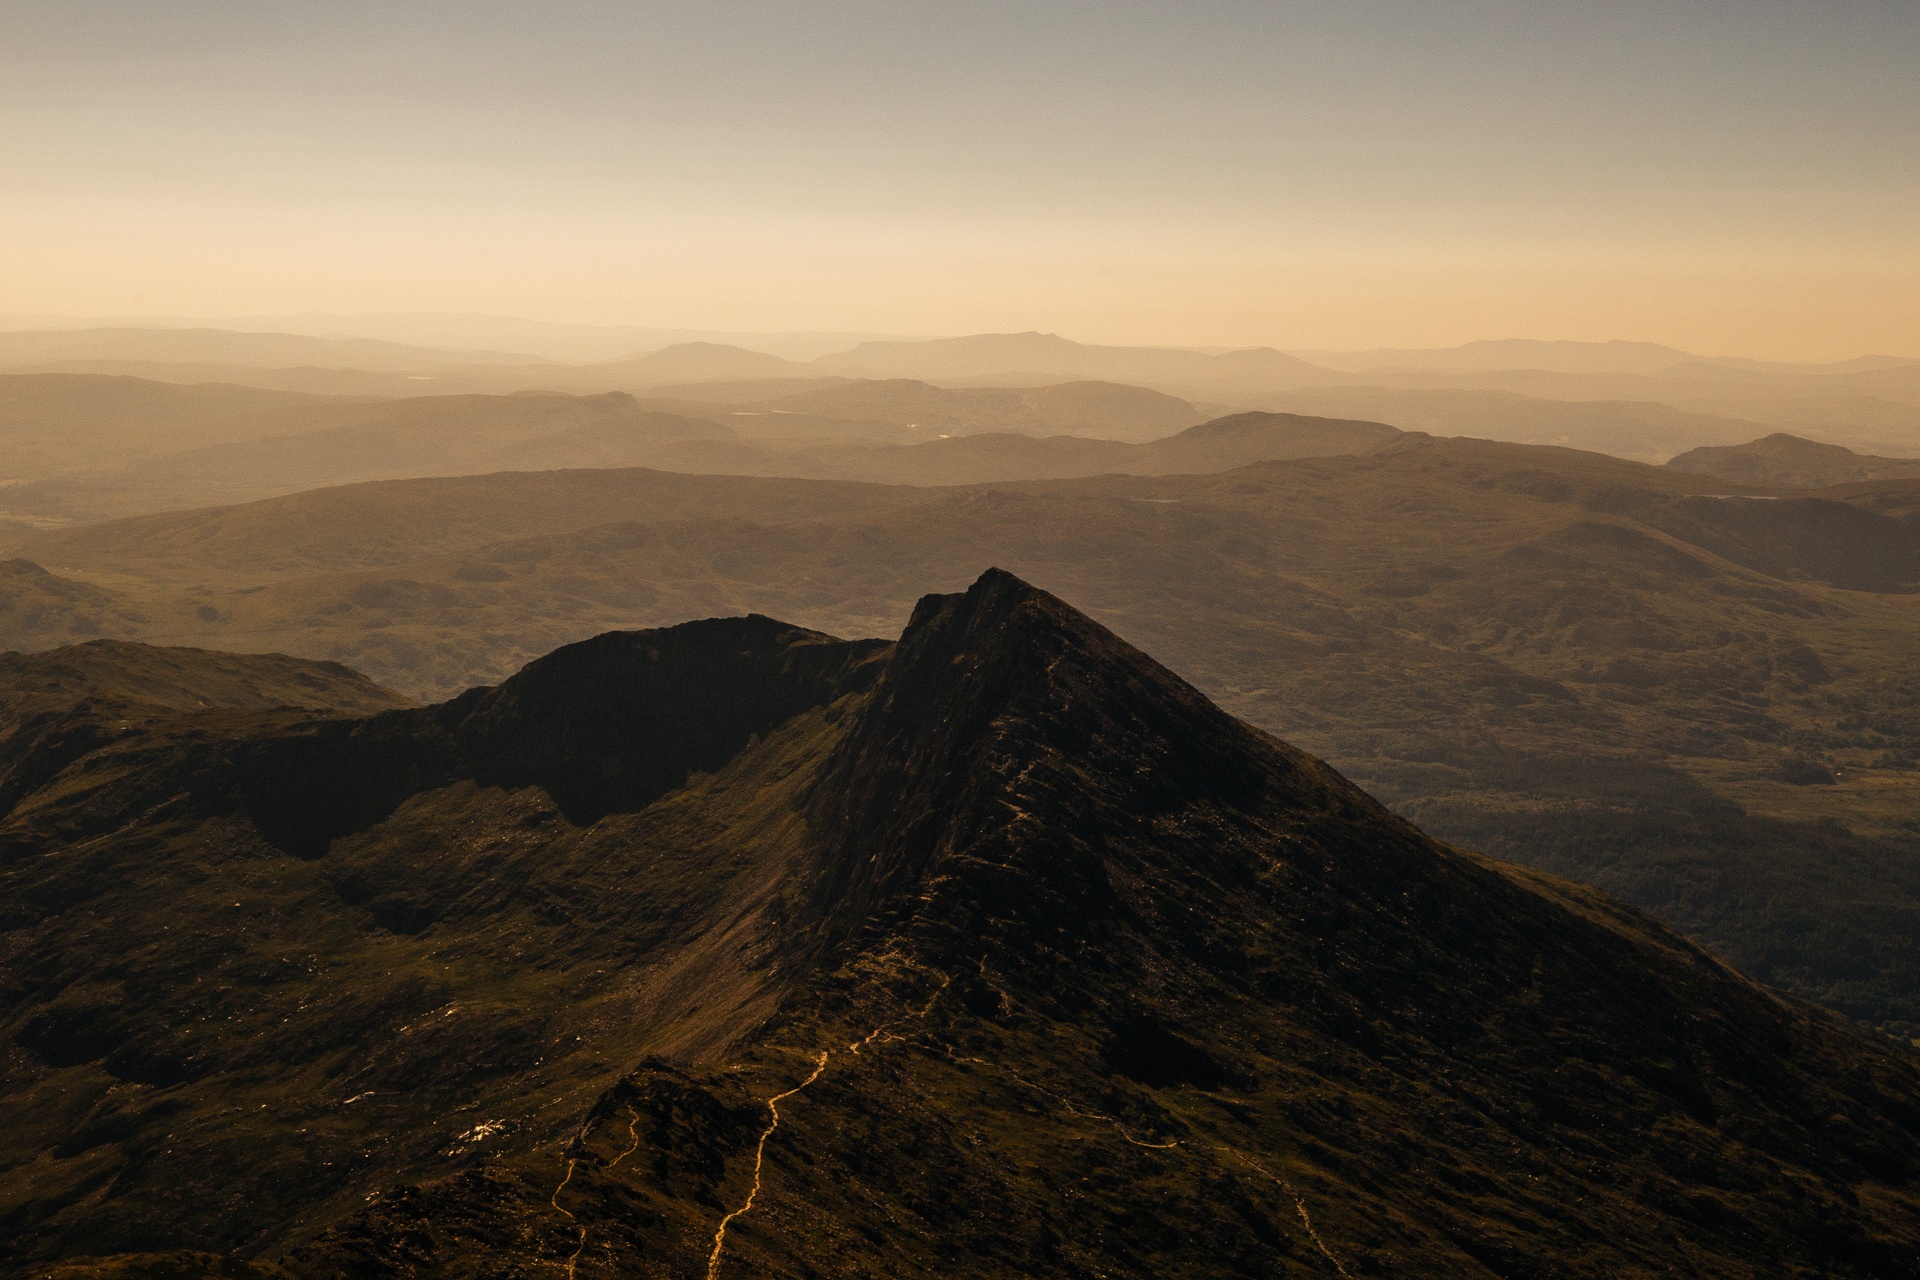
6 328 1915 460
813 330 1336 390
0 375 1400 522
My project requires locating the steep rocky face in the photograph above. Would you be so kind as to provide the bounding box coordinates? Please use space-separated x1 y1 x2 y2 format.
6 574 1920 1279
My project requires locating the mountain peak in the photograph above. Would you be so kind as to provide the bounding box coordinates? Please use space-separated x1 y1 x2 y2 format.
802 568 1325 948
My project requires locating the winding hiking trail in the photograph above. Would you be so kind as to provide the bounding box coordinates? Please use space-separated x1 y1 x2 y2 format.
548 1155 586 1280
544 1107 642 1278
1221 1146 1357 1279
705 970 954 1278
608 1107 643 1170
704 1050 831 1280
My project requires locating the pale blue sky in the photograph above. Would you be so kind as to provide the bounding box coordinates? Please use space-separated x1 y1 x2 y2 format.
3 2 1916 355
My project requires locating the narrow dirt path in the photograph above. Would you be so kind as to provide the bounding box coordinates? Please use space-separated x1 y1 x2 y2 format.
704 1050 830 1280
608 1107 643 1170
705 967 952 1278
548 1155 586 1280
545 1106 643 1278
1220 1146 1356 1279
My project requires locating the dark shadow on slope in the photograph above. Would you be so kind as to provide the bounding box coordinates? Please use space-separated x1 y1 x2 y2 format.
444 615 889 823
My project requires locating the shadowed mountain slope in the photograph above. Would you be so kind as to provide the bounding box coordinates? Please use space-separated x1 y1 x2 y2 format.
6 572 1920 1279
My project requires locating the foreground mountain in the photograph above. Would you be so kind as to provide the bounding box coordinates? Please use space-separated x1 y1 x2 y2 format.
0 641 409 723
4 570 1918 1278
1667 433 1920 487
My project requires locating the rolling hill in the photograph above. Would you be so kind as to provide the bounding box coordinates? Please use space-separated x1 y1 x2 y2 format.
612 411 1399 487
1667 433 1920 487
0 375 357 493
4 572 1919 1277
581 341 810 384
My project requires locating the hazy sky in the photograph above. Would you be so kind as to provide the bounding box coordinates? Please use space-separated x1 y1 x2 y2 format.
3 1 1917 357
